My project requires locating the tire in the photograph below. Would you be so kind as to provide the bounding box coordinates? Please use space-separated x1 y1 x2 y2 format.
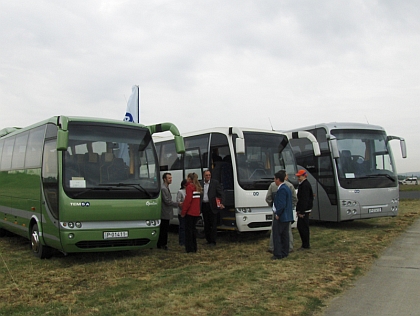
31 224 52 259
0 228 7 237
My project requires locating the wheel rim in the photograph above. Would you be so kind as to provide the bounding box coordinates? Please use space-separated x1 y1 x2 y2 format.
31 229 40 253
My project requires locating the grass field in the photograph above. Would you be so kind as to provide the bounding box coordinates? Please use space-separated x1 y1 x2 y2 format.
1 195 420 316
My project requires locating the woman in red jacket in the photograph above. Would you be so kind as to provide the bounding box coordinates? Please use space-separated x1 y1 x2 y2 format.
181 173 202 253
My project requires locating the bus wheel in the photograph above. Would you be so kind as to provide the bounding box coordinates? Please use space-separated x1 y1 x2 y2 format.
0 228 7 237
31 224 52 259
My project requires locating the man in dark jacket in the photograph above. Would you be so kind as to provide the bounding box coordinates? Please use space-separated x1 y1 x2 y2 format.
272 170 293 260
296 169 314 249
200 170 225 246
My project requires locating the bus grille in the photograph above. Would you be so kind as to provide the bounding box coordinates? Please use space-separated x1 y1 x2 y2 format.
248 222 272 228
75 238 150 249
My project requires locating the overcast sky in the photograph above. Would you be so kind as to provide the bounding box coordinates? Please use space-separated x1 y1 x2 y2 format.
1 1 419 173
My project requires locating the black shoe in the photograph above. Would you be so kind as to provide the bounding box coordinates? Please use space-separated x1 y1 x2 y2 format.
297 247 310 251
267 249 273 253
158 245 168 250
271 255 283 260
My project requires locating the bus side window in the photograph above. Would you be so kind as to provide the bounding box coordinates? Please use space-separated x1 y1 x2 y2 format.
25 126 45 168
0 138 14 171
12 132 28 169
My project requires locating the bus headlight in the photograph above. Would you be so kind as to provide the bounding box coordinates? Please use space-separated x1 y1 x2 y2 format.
68 222 74 228
75 222 82 228
346 209 351 215
68 233 74 239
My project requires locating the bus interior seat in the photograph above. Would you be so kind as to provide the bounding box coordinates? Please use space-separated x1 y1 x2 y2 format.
340 150 353 173
64 152 81 181
107 158 129 182
100 153 115 182
83 153 100 184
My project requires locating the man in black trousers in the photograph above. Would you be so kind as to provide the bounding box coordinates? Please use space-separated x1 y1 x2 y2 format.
200 170 225 246
296 169 314 250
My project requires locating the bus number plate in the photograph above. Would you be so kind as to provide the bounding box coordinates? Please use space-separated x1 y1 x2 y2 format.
266 214 273 220
368 208 382 214
103 231 129 239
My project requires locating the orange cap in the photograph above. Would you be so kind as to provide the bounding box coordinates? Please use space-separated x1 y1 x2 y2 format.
296 170 307 176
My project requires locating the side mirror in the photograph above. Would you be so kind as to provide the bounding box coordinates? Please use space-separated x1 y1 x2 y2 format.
328 136 340 159
174 135 185 154
236 138 245 154
400 138 407 158
57 129 69 151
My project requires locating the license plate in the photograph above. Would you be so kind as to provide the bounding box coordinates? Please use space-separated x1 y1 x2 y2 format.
103 231 129 239
368 207 382 214
266 214 273 220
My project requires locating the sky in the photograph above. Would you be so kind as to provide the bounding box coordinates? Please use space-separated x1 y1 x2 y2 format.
0 1 419 174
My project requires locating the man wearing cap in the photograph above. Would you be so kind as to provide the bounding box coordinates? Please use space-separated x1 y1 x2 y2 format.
296 169 313 250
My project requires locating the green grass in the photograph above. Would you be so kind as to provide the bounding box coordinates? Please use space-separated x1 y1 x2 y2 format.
399 184 420 191
1 200 420 316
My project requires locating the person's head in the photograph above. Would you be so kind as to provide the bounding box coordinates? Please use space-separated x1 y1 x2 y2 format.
280 169 289 181
274 170 286 185
180 179 187 190
203 170 211 183
187 172 203 193
295 169 307 182
162 172 172 185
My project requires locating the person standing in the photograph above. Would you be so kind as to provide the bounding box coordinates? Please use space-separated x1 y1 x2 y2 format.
176 179 188 246
181 173 202 253
200 170 225 246
266 171 297 253
158 172 181 250
296 169 314 250
271 170 294 260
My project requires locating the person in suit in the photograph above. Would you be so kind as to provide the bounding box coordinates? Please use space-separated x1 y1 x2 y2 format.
296 169 314 250
200 170 225 246
158 172 181 250
271 170 294 260
265 171 297 253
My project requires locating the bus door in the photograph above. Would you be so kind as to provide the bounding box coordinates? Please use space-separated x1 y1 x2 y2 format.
40 133 62 251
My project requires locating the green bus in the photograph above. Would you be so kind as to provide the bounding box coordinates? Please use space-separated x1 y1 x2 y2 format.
0 116 184 258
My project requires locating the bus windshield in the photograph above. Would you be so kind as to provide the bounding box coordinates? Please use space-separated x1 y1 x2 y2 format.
63 122 159 199
235 132 297 190
332 129 397 189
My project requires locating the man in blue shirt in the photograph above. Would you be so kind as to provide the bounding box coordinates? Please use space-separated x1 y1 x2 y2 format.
272 170 294 260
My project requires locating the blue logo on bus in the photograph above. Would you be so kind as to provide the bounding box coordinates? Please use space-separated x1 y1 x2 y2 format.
124 112 134 122
354 190 360 193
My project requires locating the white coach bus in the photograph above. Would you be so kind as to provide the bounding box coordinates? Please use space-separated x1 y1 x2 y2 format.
286 122 406 222
154 127 320 232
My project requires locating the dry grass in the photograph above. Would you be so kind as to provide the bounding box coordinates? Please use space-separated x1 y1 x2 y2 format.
1 199 420 316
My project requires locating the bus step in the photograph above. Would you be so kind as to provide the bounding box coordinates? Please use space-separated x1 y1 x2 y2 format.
221 217 235 221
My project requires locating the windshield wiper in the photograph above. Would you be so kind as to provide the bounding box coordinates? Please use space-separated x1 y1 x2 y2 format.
100 183 153 198
73 186 124 197
358 174 396 182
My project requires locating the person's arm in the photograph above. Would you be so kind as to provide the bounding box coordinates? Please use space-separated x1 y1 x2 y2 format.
265 183 274 207
274 187 286 218
216 181 225 208
162 187 178 208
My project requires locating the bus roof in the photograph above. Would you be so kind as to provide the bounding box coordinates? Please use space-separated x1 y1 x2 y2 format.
0 116 149 139
285 122 386 133
153 126 286 142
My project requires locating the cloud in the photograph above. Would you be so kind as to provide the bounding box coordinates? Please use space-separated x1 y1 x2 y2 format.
0 0 419 172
